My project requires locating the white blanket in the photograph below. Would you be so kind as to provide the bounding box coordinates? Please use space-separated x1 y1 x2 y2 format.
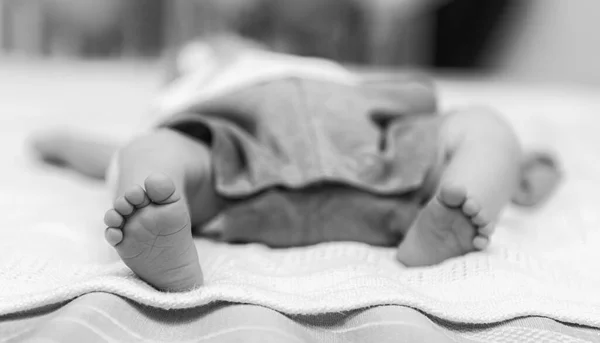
1 60 599 328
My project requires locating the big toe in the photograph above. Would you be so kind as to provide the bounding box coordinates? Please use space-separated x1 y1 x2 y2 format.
144 173 180 204
438 184 468 208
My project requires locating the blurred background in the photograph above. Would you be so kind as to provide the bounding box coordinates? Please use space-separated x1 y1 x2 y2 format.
0 0 600 85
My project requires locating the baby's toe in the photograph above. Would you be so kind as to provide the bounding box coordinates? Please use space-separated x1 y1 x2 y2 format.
104 209 124 228
462 198 481 217
438 184 468 208
473 235 490 250
124 185 150 208
113 196 134 216
478 222 495 237
144 173 180 204
105 227 124 246
471 210 490 227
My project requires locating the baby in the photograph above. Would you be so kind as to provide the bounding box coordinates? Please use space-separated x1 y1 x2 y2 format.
36 42 529 292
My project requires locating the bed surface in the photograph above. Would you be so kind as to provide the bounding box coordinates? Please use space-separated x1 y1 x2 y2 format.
1 59 600 343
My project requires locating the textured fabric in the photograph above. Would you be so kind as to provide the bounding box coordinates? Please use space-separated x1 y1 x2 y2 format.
154 51 440 247
2 227 600 328
163 79 439 197
3 293 599 343
162 83 439 247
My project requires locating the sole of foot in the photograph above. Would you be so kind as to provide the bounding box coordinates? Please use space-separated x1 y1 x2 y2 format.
396 184 495 267
104 173 203 291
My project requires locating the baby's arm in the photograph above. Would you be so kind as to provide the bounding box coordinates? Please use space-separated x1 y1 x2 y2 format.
30 130 118 180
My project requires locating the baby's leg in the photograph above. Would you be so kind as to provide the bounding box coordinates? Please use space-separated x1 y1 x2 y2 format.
397 106 522 266
103 129 224 291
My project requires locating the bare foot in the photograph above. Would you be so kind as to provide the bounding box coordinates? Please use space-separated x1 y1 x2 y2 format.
104 173 203 291
396 184 495 267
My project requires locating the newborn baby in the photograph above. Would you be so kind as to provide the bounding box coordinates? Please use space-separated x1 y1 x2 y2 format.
35 42 532 292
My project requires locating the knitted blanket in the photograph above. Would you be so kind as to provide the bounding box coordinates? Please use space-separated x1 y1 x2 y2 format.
2 209 600 327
